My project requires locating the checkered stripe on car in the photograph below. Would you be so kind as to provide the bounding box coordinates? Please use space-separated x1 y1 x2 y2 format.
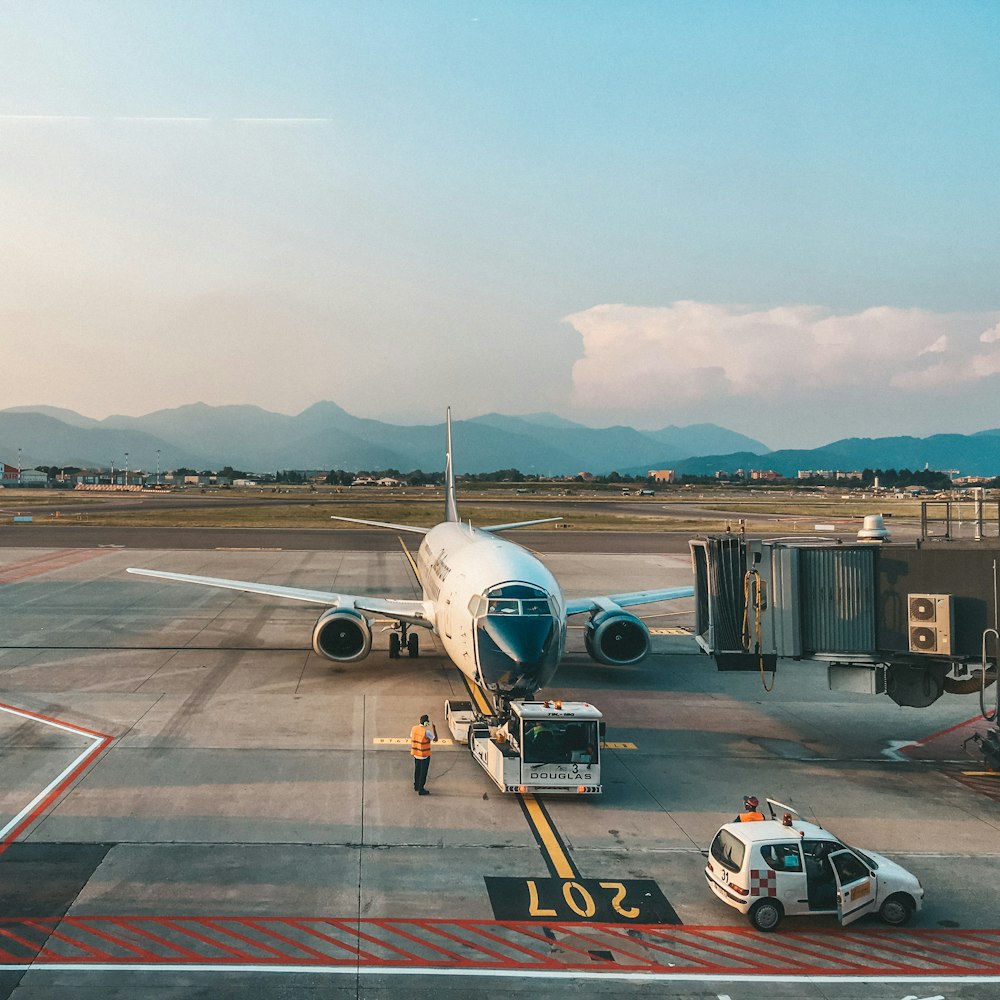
749 868 777 897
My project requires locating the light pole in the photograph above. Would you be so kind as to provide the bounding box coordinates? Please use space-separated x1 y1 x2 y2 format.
17 447 21 486
110 459 115 486
156 449 161 487
124 452 129 487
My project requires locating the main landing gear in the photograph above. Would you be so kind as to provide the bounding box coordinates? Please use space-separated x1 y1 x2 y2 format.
389 623 420 659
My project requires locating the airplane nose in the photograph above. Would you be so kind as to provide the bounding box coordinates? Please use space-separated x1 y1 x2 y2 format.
480 616 553 665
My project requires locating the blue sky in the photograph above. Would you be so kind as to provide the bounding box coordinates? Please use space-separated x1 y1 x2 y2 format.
2 1 999 447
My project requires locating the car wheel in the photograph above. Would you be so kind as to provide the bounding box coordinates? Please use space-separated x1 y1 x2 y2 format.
748 898 783 932
879 893 913 926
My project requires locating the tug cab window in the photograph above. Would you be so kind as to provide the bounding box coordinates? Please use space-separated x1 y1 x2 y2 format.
521 719 598 765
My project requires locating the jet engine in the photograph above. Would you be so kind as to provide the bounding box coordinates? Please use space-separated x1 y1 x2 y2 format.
584 609 651 666
312 607 373 662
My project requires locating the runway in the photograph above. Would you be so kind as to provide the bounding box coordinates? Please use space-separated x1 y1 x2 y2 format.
1 539 998 997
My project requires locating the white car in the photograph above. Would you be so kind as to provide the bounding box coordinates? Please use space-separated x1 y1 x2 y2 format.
705 800 924 931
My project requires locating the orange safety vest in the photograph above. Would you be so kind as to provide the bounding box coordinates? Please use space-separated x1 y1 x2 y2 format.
738 810 765 822
410 724 432 759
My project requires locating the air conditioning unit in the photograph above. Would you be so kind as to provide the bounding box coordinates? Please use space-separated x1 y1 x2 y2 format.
907 594 953 655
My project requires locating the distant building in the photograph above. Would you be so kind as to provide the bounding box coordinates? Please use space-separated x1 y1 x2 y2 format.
750 469 782 482
797 469 862 481
648 469 676 483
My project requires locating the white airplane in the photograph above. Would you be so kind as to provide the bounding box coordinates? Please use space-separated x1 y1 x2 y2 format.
127 411 693 710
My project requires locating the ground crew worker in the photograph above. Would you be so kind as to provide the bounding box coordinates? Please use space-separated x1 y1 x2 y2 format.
734 794 764 822
410 713 437 795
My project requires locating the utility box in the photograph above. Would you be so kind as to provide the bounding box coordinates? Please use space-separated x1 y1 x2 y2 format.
907 594 954 655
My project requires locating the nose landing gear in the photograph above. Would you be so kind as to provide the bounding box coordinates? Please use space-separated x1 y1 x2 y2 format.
389 623 420 659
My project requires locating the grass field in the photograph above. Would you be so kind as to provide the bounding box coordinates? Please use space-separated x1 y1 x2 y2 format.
0 486 940 535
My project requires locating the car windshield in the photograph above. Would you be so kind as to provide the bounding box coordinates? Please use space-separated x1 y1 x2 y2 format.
821 839 878 871
842 844 878 869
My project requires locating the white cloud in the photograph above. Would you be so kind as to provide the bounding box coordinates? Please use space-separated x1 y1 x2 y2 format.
919 335 948 355
563 302 1000 410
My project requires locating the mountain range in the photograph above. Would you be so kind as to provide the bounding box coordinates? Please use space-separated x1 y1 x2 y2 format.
0 403 768 476
3 403 999 478
647 430 1000 479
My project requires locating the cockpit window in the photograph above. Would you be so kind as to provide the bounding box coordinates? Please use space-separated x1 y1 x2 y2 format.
488 599 519 615
489 583 546 599
522 599 550 616
481 583 552 618
480 583 552 616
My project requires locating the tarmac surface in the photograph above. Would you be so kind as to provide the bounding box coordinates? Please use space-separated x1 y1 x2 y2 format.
1 529 998 998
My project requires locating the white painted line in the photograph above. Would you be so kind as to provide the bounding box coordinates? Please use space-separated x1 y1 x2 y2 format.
882 739 918 760
0 703 101 739
0 738 105 841
0 965 995 984
0 704 107 841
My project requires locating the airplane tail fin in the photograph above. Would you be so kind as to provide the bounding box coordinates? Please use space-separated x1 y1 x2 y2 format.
445 408 459 523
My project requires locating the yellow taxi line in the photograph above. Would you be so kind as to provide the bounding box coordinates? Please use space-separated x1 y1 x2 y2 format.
459 669 493 715
397 537 419 579
373 737 457 746
519 793 577 879
371 737 637 749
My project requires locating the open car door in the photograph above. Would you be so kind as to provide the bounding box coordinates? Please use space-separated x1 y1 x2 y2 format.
829 849 878 926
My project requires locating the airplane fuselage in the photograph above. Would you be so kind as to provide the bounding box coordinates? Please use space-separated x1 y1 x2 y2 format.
417 522 566 700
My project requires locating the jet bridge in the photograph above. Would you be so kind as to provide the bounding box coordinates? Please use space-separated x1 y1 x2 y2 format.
690 534 1000 710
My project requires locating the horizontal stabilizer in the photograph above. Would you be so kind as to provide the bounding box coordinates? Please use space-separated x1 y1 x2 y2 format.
330 515 429 534
481 517 563 532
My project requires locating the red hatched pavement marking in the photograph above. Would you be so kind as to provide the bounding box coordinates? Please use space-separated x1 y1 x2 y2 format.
0 548 112 584
899 713 1000 803
0 918 998 976
947 770 1000 805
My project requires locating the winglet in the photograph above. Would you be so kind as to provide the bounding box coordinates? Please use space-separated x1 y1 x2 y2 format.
445 407 459 523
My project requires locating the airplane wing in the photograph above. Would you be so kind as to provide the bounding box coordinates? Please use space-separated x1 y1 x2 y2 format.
565 586 694 616
125 568 435 627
